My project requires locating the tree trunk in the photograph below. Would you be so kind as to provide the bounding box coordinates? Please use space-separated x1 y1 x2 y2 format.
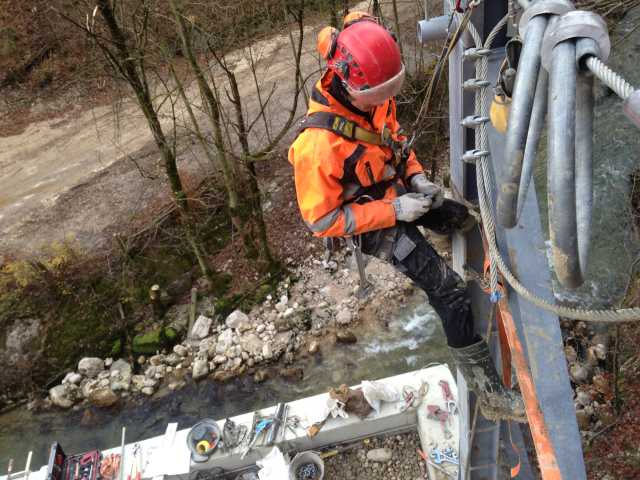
96 0 212 280
169 0 258 261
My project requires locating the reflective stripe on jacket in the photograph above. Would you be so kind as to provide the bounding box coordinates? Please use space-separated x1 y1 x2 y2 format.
288 70 424 237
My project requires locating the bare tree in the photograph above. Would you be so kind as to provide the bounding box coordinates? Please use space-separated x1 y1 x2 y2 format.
167 0 307 272
57 0 213 279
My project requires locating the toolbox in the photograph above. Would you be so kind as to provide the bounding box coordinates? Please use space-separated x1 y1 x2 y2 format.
45 443 101 480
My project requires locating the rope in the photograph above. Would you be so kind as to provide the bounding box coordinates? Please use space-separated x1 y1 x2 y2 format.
451 2 640 321
585 55 635 99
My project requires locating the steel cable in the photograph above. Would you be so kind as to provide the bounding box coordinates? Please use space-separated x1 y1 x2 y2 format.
585 55 634 99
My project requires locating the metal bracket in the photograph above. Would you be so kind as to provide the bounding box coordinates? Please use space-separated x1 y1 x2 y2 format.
461 115 490 128
463 79 491 90
463 48 491 61
462 149 489 163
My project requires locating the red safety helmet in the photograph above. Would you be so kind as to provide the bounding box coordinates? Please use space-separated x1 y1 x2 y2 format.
317 15 405 106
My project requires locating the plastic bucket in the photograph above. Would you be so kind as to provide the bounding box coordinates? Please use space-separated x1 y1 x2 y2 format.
288 451 324 480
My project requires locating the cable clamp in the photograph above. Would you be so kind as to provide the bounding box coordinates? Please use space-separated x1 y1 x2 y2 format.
462 149 489 163
463 48 491 61
461 115 490 128
463 79 491 90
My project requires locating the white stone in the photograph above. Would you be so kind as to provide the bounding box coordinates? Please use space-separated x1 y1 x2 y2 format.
256 324 266 334
62 372 82 385
336 308 352 325
109 359 132 392
213 355 227 364
87 386 118 408
367 448 393 463
283 308 295 318
173 344 188 357
77 357 105 378
262 342 273 360
141 387 155 396
216 329 234 354
149 354 164 366
49 385 74 409
104 357 113 368
192 359 209 380
225 310 251 331
191 315 213 340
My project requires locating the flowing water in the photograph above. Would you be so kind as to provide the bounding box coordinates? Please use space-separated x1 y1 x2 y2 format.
0 293 449 468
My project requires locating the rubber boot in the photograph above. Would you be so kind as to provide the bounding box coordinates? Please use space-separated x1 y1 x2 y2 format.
450 338 527 423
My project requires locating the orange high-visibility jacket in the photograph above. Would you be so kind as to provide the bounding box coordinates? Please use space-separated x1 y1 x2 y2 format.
288 70 424 238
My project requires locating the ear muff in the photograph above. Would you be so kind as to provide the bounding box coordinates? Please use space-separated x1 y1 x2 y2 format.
343 11 377 28
317 26 338 60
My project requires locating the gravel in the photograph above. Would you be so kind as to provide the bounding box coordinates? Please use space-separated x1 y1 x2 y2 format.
323 431 424 480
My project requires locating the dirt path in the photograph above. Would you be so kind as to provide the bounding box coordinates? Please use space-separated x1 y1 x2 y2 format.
0 1 421 257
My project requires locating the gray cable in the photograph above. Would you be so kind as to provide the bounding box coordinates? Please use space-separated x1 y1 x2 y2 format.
585 55 635 100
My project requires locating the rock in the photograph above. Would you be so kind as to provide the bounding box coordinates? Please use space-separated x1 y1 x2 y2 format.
283 307 295 318
131 375 146 390
592 374 610 395
308 341 320 355
239 333 264 357
62 372 83 385
213 355 227 364
87 386 118 408
569 363 590 383
4 318 41 365
575 408 591 429
262 342 274 360
274 331 293 349
274 317 291 333
335 308 352 325
593 343 607 360
78 357 105 378
168 381 186 391
279 367 304 382
254 369 269 383
137 356 146 365
367 448 393 463
109 359 132 392
145 365 166 379
216 329 234 354
226 310 251 331
256 324 266 334
165 353 182 366
142 378 158 388
575 389 593 407
49 385 74 409
213 370 236 382
336 330 358 344
173 344 188 357
191 315 213 340
149 354 164 366
192 359 209 380
141 387 155 396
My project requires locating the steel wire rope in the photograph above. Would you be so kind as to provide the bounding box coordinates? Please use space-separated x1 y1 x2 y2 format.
455 3 640 322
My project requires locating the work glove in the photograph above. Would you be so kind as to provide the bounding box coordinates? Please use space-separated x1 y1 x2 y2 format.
410 173 444 209
392 193 433 222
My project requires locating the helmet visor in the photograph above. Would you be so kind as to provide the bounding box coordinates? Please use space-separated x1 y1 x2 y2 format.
345 65 405 106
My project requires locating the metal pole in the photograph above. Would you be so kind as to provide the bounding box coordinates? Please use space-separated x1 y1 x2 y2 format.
548 40 582 288
499 14 548 228
575 42 595 276
516 69 548 221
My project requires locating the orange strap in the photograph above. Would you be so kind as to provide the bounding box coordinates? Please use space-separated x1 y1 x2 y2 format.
480 238 563 479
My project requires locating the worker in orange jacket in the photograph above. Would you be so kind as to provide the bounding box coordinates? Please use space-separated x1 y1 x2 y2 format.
288 13 525 423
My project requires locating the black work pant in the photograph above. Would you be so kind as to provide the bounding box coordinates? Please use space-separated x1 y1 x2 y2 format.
360 199 477 348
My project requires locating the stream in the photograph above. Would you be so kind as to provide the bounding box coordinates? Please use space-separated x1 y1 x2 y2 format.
0 293 449 468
